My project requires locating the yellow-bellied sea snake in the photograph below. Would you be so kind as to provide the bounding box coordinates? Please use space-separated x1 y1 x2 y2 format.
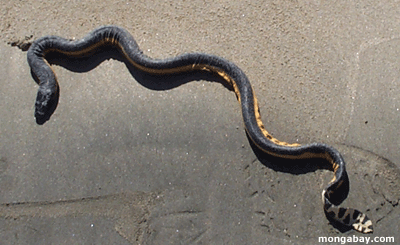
27 25 373 233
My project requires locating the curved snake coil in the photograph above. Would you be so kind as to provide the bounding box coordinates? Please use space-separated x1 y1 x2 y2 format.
27 25 373 233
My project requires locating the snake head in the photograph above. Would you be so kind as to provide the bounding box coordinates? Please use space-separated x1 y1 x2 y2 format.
34 84 59 125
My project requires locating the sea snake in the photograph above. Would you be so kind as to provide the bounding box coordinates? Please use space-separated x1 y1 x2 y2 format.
27 25 373 233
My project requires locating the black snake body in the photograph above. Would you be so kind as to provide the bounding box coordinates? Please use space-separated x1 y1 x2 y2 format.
27 25 373 233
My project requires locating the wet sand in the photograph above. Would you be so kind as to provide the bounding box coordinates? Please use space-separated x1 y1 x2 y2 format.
0 1 399 244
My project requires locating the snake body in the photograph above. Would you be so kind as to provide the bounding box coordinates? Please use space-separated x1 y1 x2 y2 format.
27 25 373 233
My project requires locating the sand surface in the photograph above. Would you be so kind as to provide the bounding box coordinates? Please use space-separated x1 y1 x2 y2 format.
0 1 399 244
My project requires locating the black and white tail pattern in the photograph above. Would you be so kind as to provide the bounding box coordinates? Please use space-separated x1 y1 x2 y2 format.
322 190 373 233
